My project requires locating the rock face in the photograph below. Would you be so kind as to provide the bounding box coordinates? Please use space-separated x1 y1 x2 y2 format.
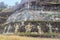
20 0 60 4
21 0 36 4
0 0 60 34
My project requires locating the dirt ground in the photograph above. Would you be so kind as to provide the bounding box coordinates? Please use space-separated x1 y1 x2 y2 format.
0 35 60 40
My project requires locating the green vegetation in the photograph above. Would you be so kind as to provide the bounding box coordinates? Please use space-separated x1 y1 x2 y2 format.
15 32 60 38
0 2 7 11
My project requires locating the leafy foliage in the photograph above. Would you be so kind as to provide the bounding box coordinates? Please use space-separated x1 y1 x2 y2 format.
0 2 7 11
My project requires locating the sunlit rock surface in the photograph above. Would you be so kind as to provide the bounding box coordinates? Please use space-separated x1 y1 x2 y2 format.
2 0 60 34
6 9 60 24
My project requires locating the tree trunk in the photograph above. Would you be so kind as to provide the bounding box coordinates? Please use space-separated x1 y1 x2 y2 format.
15 23 19 33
